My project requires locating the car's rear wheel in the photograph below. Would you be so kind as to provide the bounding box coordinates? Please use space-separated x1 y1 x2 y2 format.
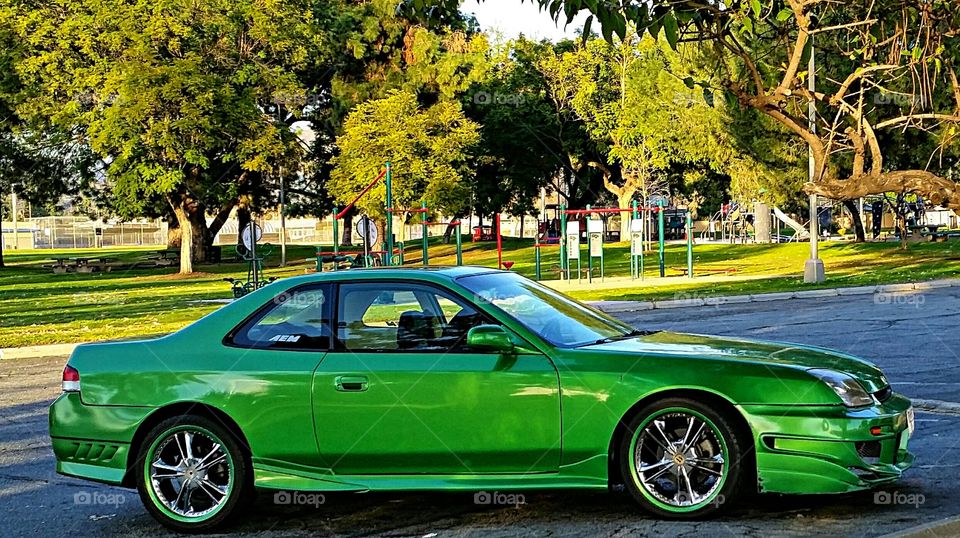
135 415 250 533
619 397 746 518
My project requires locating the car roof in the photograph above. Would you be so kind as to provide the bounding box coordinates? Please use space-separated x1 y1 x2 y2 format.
280 265 504 286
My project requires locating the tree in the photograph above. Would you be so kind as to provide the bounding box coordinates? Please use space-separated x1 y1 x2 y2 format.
328 90 480 240
405 2 960 232
8 0 315 273
540 35 740 239
512 1 960 225
463 38 570 227
0 15 95 267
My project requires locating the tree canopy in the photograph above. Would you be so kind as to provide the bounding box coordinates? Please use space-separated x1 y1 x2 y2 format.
328 90 479 227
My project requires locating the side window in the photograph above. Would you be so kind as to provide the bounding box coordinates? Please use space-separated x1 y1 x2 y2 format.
230 286 332 350
337 283 487 352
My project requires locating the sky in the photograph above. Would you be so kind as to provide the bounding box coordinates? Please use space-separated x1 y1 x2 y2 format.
462 1 588 41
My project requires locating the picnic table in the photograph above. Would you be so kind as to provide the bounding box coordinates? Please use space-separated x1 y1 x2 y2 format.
142 249 181 267
909 224 948 242
45 257 115 274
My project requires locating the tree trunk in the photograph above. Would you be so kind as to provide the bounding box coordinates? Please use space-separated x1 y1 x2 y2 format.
339 206 355 247
236 207 251 248
169 194 208 274
842 200 866 242
898 212 908 250
617 193 633 243
442 214 462 244
806 170 960 212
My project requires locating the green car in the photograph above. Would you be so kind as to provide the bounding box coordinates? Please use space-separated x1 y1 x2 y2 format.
50 267 914 531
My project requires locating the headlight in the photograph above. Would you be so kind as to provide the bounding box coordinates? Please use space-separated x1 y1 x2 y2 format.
808 369 874 407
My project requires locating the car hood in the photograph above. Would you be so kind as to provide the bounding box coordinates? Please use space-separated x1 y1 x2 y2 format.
582 331 888 393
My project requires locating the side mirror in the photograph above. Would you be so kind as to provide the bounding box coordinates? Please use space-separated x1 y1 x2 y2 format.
466 325 515 353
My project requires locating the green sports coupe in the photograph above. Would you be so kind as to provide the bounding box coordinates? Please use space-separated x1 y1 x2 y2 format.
50 267 914 531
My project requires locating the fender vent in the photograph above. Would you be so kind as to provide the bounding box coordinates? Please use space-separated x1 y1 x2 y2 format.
69 442 121 463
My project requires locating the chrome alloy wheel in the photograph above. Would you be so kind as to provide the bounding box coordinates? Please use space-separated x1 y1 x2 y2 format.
148 429 232 519
633 411 726 508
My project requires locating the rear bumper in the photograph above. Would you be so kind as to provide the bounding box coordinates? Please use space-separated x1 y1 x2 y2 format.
741 393 914 494
49 393 153 486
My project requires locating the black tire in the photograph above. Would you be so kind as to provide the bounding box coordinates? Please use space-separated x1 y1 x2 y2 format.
618 397 748 519
135 415 251 533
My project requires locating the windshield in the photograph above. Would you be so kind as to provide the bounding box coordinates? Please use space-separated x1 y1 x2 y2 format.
457 271 636 348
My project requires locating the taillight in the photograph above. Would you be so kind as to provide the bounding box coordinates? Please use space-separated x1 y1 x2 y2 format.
62 365 80 392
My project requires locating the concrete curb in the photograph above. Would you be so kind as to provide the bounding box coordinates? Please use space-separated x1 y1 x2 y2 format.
881 515 960 538
590 278 960 314
911 398 960 416
0 343 80 361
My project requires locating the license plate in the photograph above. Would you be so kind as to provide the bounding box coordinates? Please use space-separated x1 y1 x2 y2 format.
906 407 915 435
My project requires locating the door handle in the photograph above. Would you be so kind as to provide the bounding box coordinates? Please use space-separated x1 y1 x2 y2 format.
335 376 368 392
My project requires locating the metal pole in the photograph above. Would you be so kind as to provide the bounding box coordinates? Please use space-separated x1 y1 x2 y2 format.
361 214 370 263
249 221 258 288
658 200 666 278
560 205 567 278
455 221 463 266
11 187 18 250
279 167 287 267
496 213 503 269
535 243 541 280
331 207 338 272
586 205 592 283
686 212 694 278
385 162 393 266
804 34 825 283
421 201 428 266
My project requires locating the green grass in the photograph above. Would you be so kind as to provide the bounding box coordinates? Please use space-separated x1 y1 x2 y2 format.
419 237 960 301
3 237 960 347
0 245 317 347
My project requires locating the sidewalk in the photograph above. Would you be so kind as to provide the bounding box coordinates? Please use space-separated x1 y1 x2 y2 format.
588 278 960 314
540 272 781 293
0 343 80 361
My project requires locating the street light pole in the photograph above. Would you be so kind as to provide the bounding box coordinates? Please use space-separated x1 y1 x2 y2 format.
279 166 287 267
804 33 826 283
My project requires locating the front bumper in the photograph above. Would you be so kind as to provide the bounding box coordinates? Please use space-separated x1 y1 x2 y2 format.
741 393 914 494
49 392 153 486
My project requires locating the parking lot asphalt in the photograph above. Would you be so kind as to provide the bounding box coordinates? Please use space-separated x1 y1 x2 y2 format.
2 288 958 537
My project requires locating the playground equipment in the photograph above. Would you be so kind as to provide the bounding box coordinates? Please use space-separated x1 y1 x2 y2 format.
472 225 496 241
702 202 753 243
323 163 463 269
532 199 694 282
225 221 277 298
531 201 663 282
773 207 811 242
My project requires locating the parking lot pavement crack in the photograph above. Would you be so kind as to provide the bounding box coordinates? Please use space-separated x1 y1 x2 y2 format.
0 473 51 484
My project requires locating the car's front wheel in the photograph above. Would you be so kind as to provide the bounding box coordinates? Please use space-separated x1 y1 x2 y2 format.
619 397 747 518
135 415 250 533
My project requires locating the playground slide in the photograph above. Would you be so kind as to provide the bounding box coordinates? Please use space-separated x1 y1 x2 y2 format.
773 207 810 241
